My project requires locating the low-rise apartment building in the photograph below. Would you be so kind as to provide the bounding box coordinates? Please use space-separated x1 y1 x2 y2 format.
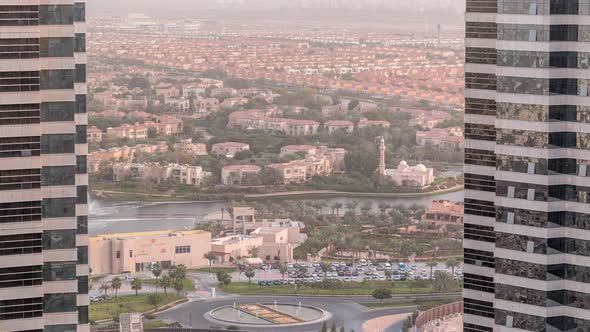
89 230 212 274
211 142 250 158
421 200 464 232
113 163 210 186
416 127 464 149
222 165 262 185
324 120 354 134
87 126 104 143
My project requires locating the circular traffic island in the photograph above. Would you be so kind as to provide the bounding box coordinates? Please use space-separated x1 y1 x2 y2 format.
207 302 330 327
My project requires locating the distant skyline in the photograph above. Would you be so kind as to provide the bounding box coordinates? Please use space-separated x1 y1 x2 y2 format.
89 0 464 18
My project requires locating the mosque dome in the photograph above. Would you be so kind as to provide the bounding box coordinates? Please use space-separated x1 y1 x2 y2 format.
398 160 408 170
415 164 428 172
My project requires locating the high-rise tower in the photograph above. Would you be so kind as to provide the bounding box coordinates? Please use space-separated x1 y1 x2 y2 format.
464 1 590 331
0 2 89 332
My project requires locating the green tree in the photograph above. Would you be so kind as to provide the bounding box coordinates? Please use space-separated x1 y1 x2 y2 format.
110 277 122 298
426 261 438 279
344 148 379 177
432 271 453 293
216 271 232 286
248 246 260 258
99 282 111 297
348 99 360 110
169 264 187 282
445 258 460 276
131 278 142 296
331 202 343 216
278 264 288 280
173 280 184 294
372 288 392 302
245 267 255 284
320 321 328 332
320 262 332 280
330 322 337 332
159 275 172 295
203 251 218 271
147 293 162 311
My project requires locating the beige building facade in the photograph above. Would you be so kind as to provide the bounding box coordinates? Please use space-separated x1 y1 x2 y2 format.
89 230 212 275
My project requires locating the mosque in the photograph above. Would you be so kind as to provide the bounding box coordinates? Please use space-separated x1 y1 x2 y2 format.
378 137 435 188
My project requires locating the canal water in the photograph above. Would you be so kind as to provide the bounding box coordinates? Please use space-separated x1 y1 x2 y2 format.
89 190 464 235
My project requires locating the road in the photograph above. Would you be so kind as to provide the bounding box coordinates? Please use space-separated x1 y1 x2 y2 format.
157 295 417 332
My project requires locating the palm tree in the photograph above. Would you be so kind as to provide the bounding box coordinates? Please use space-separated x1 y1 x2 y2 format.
248 246 260 258
432 271 453 293
151 262 162 294
159 275 172 295
320 262 332 280
111 277 122 298
426 261 438 279
331 202 343 216
278 264 288 280
446 258 460 276
220 207 226 220
131 278 142 296
245 267 255 284
99 283 111 297
203 251 217 271
378 203 391 215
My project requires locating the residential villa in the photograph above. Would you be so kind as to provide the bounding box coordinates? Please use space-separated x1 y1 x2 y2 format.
221 165 262 185
211 142 250 158
324 120 354 134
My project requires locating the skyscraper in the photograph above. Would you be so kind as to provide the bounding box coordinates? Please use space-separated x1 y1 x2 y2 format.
465 1 590 331
0 2 88 332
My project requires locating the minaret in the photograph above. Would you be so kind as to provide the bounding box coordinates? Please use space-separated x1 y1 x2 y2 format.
378 137 386 181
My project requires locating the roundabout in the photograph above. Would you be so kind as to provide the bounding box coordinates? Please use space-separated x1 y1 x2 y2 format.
206 302 330 327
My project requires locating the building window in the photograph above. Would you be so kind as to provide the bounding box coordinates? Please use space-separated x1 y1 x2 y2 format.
0 38 39 59
46 325 76 332
0 6 40 27
78 246 88 264
41 166 75 186
0 136 41 158
77 186 87 204
41 134 75 154
78 276 88 294
42 198 76 218
43 262 76 281
43 293 77 313
77 216 88 234
507 186 515 198
75 64 86 83
75 94 86 113
527 162 536 174
74 33 85 52
73 3 85 22
40 102 75 122
39 37 73 58
0 201 41 224
42 229 76 250
0 265 42 289
76 125 87 144
0 297 43 321
78 305 89 324
580 164 588 177
129 250 133 258
40 69 74 90
39 5 73 25
116 251 120 259
76 156 87 174
0 71 40 92
175 245 190 254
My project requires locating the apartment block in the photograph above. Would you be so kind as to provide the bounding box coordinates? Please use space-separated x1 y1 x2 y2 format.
464 1 590 331
0 2 89 331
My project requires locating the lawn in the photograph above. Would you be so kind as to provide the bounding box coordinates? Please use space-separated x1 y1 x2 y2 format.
361 297 461 309
89 294 184 322
140 278 195 292
220 280 455 296
191 267 237 274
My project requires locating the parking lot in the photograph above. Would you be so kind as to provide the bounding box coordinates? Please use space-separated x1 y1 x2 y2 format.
232 260 463 286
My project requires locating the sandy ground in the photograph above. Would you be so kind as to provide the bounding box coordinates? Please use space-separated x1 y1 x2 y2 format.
362 312 413 332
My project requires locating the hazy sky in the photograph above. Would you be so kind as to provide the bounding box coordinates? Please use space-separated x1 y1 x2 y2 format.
89 0 464 16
